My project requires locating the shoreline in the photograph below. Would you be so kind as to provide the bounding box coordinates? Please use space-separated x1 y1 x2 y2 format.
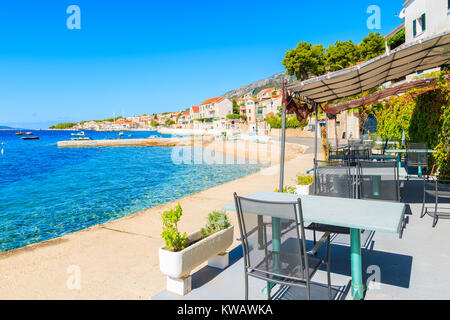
0 141 314 299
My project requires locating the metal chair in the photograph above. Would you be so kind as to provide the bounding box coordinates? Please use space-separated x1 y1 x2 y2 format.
348 145 370 166
308 160 351 243
357 160 400 202
421 175 450 227
234 193 332 300
328 147 349 161
406 142 428 175
358 160 404 238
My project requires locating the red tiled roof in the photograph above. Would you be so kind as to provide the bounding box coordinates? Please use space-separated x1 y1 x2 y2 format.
261 87 276 95
200 97 225 105
182 110 190 115
191 106 199 113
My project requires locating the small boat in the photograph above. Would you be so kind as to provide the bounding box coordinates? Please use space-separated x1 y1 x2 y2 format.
22 136 39 140
71 137 92 141
118 132 124 136
148 135 158 139
25 132 33 135
71 131 85 136
16 131 26 135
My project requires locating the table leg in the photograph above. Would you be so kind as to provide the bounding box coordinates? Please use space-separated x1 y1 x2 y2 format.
272 217 281 272
372 176 380 196
257 216 263 249
350 228 365 300
397 153 402 168
262 217 281 295
418 166 422 178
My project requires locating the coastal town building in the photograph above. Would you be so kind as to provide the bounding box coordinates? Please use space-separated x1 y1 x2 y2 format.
257 87 278 99
189 106 200 122
177 110 191 128
199 97 233 120
403 0 450 43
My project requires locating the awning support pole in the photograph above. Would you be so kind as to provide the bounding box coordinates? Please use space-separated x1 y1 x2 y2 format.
313 103 318 194
279 80 287 192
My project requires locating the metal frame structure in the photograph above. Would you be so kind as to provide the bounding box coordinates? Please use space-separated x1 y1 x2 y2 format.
276 31 450 300
233 193 332 300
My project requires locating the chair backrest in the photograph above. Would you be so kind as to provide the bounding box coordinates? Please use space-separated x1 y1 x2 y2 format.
435 176 450 205
407 142 428 166
328 147 350 161
358 160 399 202
233 193 309 278
349 138 363 146
314 160 355 199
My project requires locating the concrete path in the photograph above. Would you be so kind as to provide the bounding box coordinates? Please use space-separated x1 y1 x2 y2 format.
153 179 450 300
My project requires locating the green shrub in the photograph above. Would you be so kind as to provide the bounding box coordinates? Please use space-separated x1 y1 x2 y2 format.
160 204 188 252
387 28 405 50
164 119 175 126
274 186 296 194
49 122 78 129
200 211 231 238
266 116 307 129
297 174 313 185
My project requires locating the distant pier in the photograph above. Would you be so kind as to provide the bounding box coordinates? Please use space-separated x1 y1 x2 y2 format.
57 137 212 148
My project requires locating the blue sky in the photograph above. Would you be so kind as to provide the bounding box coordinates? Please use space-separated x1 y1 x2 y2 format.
0 0 405 128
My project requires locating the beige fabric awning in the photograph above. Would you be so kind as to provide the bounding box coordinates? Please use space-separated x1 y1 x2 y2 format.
323 75 449 115
286 31 450 104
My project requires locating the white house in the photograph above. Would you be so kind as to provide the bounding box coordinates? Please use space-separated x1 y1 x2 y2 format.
244 99 259 124
199 97 233 120
189 106 200 122
403 0 450 44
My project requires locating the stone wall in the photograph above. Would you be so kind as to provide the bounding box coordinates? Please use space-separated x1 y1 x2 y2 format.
269 127 315 138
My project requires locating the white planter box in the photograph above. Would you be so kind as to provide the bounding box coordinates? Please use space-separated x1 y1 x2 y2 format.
159 225 234 280
295 183 313 195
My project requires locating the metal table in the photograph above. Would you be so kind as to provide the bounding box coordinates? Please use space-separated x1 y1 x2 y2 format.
312 166 407 178
386 149 437 177
223 191 406 300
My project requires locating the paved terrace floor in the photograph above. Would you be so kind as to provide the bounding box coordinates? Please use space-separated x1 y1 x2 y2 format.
153 178 450 300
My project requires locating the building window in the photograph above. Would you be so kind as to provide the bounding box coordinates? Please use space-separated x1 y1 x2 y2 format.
413 13 426 37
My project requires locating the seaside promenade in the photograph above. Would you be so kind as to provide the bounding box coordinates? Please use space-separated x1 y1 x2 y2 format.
0 140 313 299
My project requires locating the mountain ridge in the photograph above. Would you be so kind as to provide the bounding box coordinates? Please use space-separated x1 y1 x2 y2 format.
222 71 296 99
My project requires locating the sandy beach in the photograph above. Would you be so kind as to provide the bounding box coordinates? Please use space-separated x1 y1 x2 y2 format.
0 139 316 299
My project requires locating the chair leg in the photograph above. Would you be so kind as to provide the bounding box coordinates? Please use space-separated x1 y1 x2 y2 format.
244 272 248 300
306 280 311 300
420 204 426 218
327 236 332 300
421 207 428 219
266 281 271 300
421 178 426 218
432 215 438 228
399 217 406 239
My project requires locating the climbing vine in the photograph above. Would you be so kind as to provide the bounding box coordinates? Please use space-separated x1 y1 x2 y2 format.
375 72 449 180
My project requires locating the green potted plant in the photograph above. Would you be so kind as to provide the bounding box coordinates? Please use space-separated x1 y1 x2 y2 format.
295 174 314 195
158 205 234 296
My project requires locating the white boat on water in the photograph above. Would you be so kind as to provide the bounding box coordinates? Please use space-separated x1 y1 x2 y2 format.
71 137 92 141
71 131 85 136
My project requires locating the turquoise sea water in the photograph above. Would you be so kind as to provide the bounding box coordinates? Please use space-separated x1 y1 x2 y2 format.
0 130 261 252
